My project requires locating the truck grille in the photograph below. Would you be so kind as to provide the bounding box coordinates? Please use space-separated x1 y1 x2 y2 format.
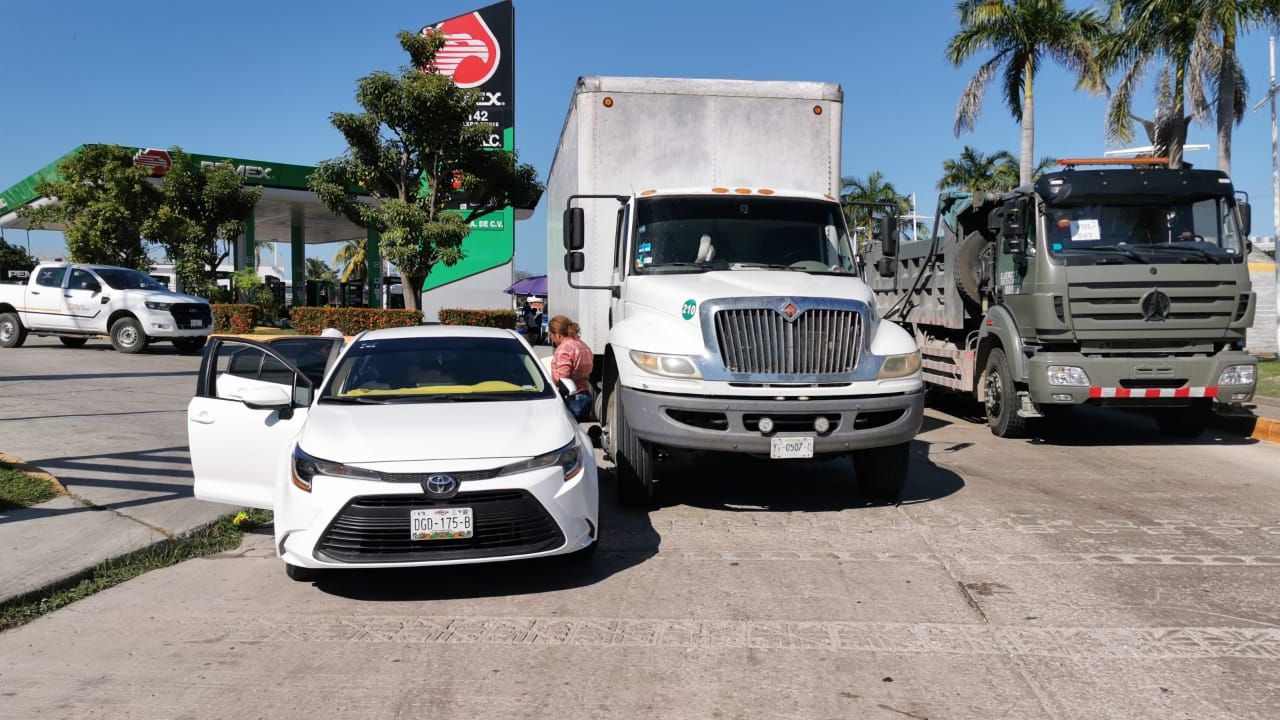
315 490 563 563
714 308 862 374
1066 280 1236 331
169 303 212 329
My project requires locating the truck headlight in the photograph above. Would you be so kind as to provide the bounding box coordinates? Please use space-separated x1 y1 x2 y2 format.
499 440 584 481
877 351 921 379
291 446 381 492
629 350 702 379
1047 365 1090 387
1219 364 1256 386
145 301 173 311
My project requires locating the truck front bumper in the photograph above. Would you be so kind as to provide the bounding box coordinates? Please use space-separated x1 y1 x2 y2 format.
620 387 924 455
1026 350 1256 407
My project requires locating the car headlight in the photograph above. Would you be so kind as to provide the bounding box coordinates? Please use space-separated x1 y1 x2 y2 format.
629 350 702 379
1047 365 1091 386
1219 364 1256 386
291 446 382 492
145 301 173 311
499 440 584 482
877 351 921 379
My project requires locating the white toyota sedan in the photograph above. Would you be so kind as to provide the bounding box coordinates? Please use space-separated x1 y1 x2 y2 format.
187 325 599 581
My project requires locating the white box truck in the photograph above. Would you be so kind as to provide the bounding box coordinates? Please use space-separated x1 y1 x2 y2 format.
548 76 925 506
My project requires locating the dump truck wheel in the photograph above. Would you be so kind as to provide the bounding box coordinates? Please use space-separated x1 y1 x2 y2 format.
982 348 1027 438
614 379 656 508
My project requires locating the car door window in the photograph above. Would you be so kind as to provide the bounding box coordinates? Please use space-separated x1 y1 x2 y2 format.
36 267 66 288
68 269 100 292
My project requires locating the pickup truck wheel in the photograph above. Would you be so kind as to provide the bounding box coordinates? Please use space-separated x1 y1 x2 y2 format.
58 337 89 348
852 441 911 500
110 317 149 354
982 348 1027 438
1153 401 1211 438
0 313 27 348
614 381 656 508
172 337 207 354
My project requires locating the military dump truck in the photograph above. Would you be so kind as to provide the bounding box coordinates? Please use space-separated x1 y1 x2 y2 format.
863 158 1258 438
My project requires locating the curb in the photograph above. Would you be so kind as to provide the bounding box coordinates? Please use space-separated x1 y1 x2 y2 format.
1210 408 1280 444
0 453 68 495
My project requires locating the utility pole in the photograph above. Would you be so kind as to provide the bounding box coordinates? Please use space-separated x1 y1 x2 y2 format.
1253 36 1280 239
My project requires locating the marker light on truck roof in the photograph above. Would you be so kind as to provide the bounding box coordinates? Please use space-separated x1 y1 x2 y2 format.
712 188 729 193
602 97 614 107
640 189 657 196
813 106 823 115
734 188 751 194
758 188 774 195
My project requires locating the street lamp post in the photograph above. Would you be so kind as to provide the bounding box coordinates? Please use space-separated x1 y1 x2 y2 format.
1254 36 1280 240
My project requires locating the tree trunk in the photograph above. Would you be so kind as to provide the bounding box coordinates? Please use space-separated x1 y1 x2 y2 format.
1216 28 1238 173
1020 64 1035 187
402 272 422 317
1169 66 1188 169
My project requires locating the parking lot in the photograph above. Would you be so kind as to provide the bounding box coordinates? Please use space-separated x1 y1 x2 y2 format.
3 336 1280 719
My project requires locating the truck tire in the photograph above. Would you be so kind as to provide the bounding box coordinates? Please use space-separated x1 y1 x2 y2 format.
172 337 208 355
613 380 656 508
110 317 149 354
1153 401 1211 438
954 231 988 312
982 348 1027 438
852 441 911 500
0 312 27 348
59 337 89 348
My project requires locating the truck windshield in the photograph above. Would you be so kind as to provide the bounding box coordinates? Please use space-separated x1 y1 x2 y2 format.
631 196 857 275
95 267 170 291
1043 197 1245 263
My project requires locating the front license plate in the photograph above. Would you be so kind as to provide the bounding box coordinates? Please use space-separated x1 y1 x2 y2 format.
410 507 473 540
189 320 203 328
770 436 814 459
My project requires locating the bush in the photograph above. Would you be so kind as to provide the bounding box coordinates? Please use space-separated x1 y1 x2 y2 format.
289 307 422 335
438 308 518 329
211 304 258 334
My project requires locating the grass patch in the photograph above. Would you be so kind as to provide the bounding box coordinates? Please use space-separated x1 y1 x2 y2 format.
0 509 271 632
1258 360 1280 398
0 461 59 510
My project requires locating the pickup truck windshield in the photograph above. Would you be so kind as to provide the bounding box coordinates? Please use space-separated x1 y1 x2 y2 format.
95 267 169 291
632 196 858 275
1043 197 1245 264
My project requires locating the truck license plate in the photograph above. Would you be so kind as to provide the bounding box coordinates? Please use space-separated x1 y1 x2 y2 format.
770 436 814 459
190 320 203 328
410 507 473 540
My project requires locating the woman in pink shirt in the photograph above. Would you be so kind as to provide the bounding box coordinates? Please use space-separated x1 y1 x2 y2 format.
548 315 594 421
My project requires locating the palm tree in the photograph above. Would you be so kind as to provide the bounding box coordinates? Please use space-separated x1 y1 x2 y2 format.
938 147 1017 193
331 238 367 284
305 258 336 282
947 0 1106 185
840 171 913 251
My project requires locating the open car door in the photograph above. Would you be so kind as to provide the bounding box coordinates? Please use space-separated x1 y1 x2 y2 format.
186 337 339 509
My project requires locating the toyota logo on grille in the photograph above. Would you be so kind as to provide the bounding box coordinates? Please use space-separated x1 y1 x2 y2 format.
1140 289 1172 322
423 474 459 499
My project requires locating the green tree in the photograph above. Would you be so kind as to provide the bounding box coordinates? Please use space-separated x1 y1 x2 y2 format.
939 147 1058 192
841 171 915 251
309 30 544 312
0 237 36 273
331 238 368 283
16 144 159 268
143 148 261 299
948 0 1106 185
305 257 337 283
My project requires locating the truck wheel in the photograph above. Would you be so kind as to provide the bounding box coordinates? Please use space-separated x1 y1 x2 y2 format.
110 317 149 354
0 313 27 348
613 381 656 508
852 442 911 500
172 337 208 355
982 348 1027 438
954 231 988 312
1153 401 1211 438
59 337 89 348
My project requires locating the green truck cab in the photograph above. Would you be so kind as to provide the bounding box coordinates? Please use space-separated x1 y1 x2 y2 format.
865 160 1257 438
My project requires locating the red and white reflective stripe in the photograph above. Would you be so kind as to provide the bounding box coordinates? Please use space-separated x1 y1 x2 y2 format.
1088 386 1219 399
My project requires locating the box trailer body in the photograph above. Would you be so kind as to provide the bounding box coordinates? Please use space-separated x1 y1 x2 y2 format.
548 76 924 505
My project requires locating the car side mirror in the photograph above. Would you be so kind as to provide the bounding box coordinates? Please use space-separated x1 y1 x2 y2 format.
557 378 578 399
1237 201 1252 237
240 385 294 419
563 207 585 251
879 215 900 257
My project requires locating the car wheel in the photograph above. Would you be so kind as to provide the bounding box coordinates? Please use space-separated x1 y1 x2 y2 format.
172 337 208 355
1153 401 1211 438
982 348 1026 438
284 563 319 582
0 313 28 348
852 442 911 500
613 379 656 508
110 317 149 354
58 337 89 348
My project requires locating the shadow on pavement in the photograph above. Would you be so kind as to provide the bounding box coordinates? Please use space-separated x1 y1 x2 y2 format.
313 463 660 601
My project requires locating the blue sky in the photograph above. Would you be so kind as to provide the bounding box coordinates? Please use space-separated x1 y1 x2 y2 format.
2 0 1277 277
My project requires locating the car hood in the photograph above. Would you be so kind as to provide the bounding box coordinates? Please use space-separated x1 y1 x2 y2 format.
627 271 875 314
297 396 576 463
136 290 208 305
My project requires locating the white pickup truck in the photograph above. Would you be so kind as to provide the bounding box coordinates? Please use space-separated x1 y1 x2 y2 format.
0 262 213 354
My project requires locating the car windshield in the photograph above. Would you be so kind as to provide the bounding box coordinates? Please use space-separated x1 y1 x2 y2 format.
1043 197 1245 263
631 196 858 275
321 336 554 402
95 267 170 291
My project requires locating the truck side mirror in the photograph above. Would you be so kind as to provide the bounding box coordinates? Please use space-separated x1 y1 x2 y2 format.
1001 199 1028 254
879 215 900 257
1237 201 1252 237
875 257 898 277
563 207 585 251
564 252 585 274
